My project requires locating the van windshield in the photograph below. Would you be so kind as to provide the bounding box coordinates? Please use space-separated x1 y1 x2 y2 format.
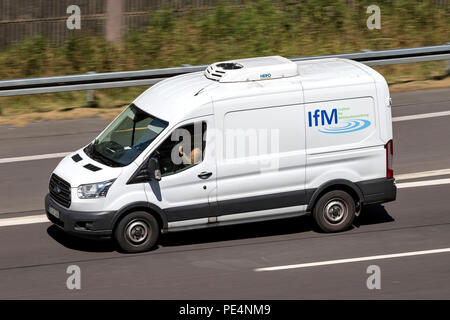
84 104 168 167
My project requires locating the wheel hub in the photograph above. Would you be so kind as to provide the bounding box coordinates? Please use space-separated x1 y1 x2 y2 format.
324 200 347 224
125 220 149 244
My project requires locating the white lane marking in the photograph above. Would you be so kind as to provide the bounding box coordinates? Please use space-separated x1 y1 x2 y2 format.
0 173 449 229
396 178 450 189
1 177 450 228
0 214 49 227
0 152 70 164
0 176 449 228
392 110 450 122
255 248 450 272
396 168 450 181
0 111 448 164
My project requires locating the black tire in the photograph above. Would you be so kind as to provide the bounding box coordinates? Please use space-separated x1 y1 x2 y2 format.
313 190 356 233
114 211 160 253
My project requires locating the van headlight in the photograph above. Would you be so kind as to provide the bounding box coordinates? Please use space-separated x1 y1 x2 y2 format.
77 179 116 199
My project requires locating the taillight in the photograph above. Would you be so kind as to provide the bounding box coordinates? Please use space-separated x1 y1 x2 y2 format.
385 139 394 179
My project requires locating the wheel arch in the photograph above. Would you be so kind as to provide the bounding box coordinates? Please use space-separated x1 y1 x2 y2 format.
111 202 168 233
306 179 364 213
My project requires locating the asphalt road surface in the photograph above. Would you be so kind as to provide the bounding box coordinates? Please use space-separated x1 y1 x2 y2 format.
0 88 449 299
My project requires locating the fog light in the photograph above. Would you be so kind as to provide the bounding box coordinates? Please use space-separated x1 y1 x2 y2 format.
75 221 93 230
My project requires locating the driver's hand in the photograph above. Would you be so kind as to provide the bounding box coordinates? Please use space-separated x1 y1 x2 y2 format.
178 145 184 156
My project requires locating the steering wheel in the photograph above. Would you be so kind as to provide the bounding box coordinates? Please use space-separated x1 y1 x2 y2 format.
102 141 125 155
152 149 161 158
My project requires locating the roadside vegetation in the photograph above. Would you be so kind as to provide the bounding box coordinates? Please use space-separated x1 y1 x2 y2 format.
0 0 448 124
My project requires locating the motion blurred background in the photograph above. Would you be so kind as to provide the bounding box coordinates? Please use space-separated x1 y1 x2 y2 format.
0 0 448 124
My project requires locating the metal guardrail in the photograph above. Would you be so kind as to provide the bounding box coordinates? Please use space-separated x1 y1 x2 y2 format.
0 44 449 97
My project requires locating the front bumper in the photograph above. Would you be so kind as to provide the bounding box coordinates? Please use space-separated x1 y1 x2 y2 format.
45 194 116 238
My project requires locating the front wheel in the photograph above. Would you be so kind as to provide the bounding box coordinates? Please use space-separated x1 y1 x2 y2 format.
114 212 160 253
313 190 356 233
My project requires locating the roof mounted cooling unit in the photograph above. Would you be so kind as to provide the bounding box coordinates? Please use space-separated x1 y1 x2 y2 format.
204 56 299 83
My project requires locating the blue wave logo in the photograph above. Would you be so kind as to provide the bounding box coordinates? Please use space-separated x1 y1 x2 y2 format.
319 119 371 134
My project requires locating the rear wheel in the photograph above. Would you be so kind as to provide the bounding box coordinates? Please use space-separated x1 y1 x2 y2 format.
313 190 356 233
114 211 160 253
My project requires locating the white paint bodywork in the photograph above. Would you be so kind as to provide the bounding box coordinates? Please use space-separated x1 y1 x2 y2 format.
49 57 392 229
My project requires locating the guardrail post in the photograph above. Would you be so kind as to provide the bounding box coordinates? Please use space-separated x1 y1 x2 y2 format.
446 43 450 76
86 72 96 107
106 0 124 44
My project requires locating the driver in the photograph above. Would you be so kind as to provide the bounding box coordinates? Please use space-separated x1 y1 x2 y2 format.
178 145 202 165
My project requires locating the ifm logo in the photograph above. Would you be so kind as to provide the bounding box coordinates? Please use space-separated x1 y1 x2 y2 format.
308 109 338 127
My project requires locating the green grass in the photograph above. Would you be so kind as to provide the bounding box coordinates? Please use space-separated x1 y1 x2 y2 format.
0 0 448 116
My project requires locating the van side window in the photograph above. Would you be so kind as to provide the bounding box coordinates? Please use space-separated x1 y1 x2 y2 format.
151 122 207 176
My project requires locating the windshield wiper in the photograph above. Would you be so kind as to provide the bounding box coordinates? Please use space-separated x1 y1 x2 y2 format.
84 143 122 167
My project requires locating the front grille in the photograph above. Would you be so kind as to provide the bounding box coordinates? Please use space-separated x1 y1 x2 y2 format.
49 174 71 208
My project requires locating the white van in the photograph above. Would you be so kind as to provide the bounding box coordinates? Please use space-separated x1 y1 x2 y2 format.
46 56 396 252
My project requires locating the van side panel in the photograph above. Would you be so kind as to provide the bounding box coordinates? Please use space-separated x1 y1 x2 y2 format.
344 59 393 143
375 76 393 143
306 146 386 190
305 97 377 152
215 101 306 215
305 94 386 191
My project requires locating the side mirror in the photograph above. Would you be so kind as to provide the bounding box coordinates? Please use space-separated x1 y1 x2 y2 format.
147 157 161 181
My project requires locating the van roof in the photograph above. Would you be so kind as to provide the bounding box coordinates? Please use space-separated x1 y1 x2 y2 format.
133 71 216 123
296 58 375 89
133 57 379 125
